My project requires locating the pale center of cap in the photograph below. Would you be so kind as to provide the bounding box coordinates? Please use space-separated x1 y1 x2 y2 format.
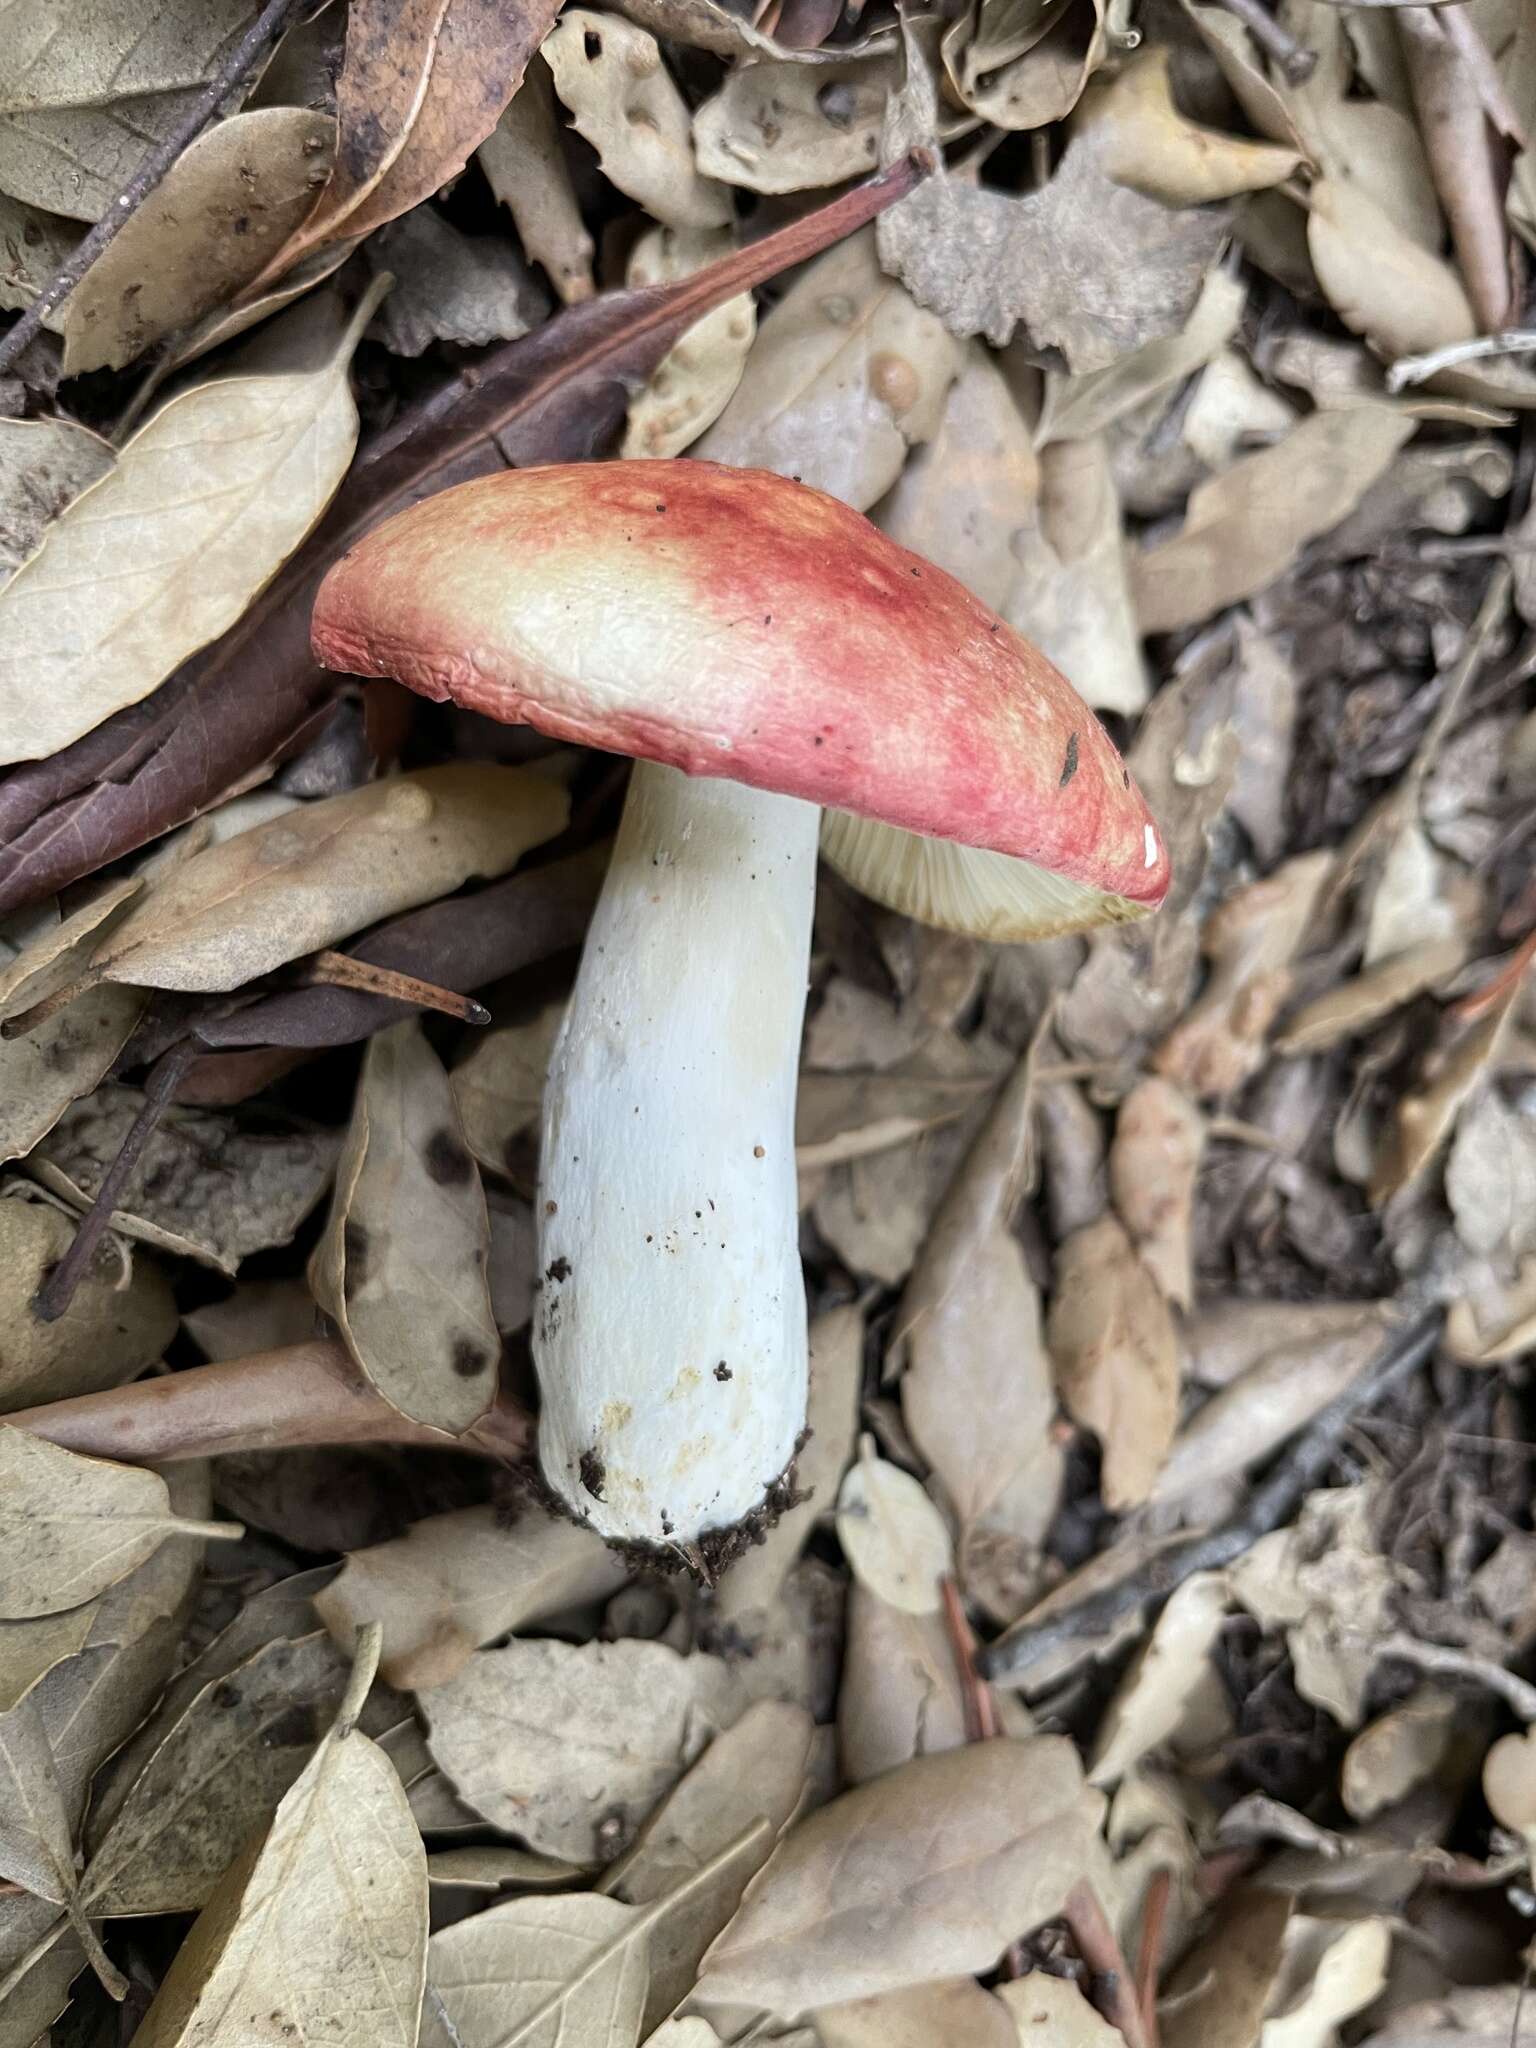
1144 824 1159 870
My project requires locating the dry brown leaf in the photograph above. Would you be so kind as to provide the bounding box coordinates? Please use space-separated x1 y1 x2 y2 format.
0 285 383 767
451 997 563 1172
0 1432 236 1621
424 1638 751 1862
1399 8 1514 332
716 1303 864 1628
1088 1573 1229 1786
0 1195 176 1415
796 1041 999 1172
1075 47 1301 205
311 1019 500 1435
426 1845 587 1891
836 1441 953 1614
59 108 337 376
940 0 1104 131
997 1971 1125 2044
1445 1085 1536 1260
1153 851 1334 1100
694 226 959 512
901 1215 1053 1530
477 52 595 305
1184 1296 1392 1389
1307 175 1473 363
816 1978 1017 2048
1109 1076 1203 1310
366 204 548 357
421 1890 649 2048
1160 1885 1293 2048
692 1738 1105 2022
622 225 757 460
32 1087 340 1276
1276 934 1468 1056
0 417 115 589
545 10 732 230
1131 406 1415 634
130 1627 428 2048
695 52 897 194
1037 265 1246 447
314 1503 625 1691
0 980 146 1165
1047 1213 1180 1510
1341 1688 1461 1823
836 1583 967 1786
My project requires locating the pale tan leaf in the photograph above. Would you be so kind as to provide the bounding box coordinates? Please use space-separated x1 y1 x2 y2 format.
1307 174 1474 361
1037 265 1246 447
1088 1573 1229 1786
1047 1214 1180 1510
1369 970 1526 1207
693 227 959 512
427 1845 588 1891
621 226 756 461
902 1216 1053 1530
0 1688 75 1904
0 1433 237 1621
60 108 338 375
1131 407 1415 634
796 1044 998 1171
92 763 568 993
1108 1077 1203 1310
693 1738 1105 2022
1445 1086 1536 1259
1341 1688 1460 1823
0 417 115 590
940 0 1104 130
716 1303 865 1628
477 54 596 305
997 1975 1122 2046
313 1503 625 1691
0 285 384 766
816 1978 1016 2048
0 1195 176 1416
33 1087 341 1276
311 1020 500 1435
544 10 731 229
366 204 548 357
695 50 907 195
1160 1886 1292 2048
424 1638 750 1862
0 981 147 1166
1076 47 1301 205
1275 935 1467 1055
422 1890 649 2048
645 2023 721 2048
130 1628 429 2048
1446 1254 1536 1364
1262 1915 1391 2048
836 1583 967 1786
836 1443 953 1615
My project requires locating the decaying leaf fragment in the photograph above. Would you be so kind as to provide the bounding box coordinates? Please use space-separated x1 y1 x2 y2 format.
1047 1213 1180 1509
835 1441 954 1615
0 1195 176 1414
311 1020 500 1436
1075 47 1302 206
0 418 115 589
0 980 147 1166
477 53 596 304
1108 1076 1203 1310
622 226 757 461
0 1432 237 1621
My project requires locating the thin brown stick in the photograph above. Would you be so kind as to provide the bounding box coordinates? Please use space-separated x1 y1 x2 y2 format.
0 0 305 379
940 1576 999 1743
299 949 491 1026
1064 1881 1152 2048
4 1340 534 1464
1212 0 1316 81
32 1041 197 1323
1135 1869 1171 2048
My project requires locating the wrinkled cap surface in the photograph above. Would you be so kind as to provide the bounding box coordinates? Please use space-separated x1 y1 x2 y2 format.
312 460 1169 915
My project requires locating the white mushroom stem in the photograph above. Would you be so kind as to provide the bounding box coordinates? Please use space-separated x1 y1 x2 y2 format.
535 759 818 1548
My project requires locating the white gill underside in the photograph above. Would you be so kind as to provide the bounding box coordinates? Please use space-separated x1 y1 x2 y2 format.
820 809 1148 941
535 761 818 1546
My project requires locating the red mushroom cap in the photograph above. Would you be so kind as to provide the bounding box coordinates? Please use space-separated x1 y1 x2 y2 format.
312 460 1169 911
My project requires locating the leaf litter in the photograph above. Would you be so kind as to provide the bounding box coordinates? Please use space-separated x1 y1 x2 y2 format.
3 0 1536 2042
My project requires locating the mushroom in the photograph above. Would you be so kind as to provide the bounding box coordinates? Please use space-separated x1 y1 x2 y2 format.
312 460 1168 1559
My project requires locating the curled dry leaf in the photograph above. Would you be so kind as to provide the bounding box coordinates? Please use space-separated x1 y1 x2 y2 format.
32 1086 341 1276
311 1020 500 1436
0 417 115 587
477 53 596 305
1341 1687 1462 1824
0 1431 237 1621
901 1215 1054 1532
693 1738 1106 2023
59 108 338 376
716 1303 864 1629
0 878 139 1022
835 1442 953 1615
92 763 568 993
313 1502 626 1690
622 226 757 461
1131 406 1416 634
366 205 550 357
0 1195 176 1415
1153 851 1334 1100
130 1629 428 2048
693 226 959 511
836 1583 968 1786
1109 1076 1203 1310
0 981 147 1165
695 50 904 195
424 1637 751 1862
1075 47 1301 206
1047 1214 1180 1510
0 284 384 768
1275 933 1467 1056
544 10 732 231
1088 1572 1229 1786
940 0 1105 132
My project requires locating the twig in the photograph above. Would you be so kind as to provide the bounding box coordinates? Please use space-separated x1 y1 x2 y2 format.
298 950 491 1026
1136 1869 1171 2048
31 1041 197 1324
941 1576 999 1741
1064 1881 1152 2048
1212 0 1317 83
4 1339 533 1463
1377 1634 1536 1724
979 1312 1443 1684
1388 330 1536 392
0 0 305 380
